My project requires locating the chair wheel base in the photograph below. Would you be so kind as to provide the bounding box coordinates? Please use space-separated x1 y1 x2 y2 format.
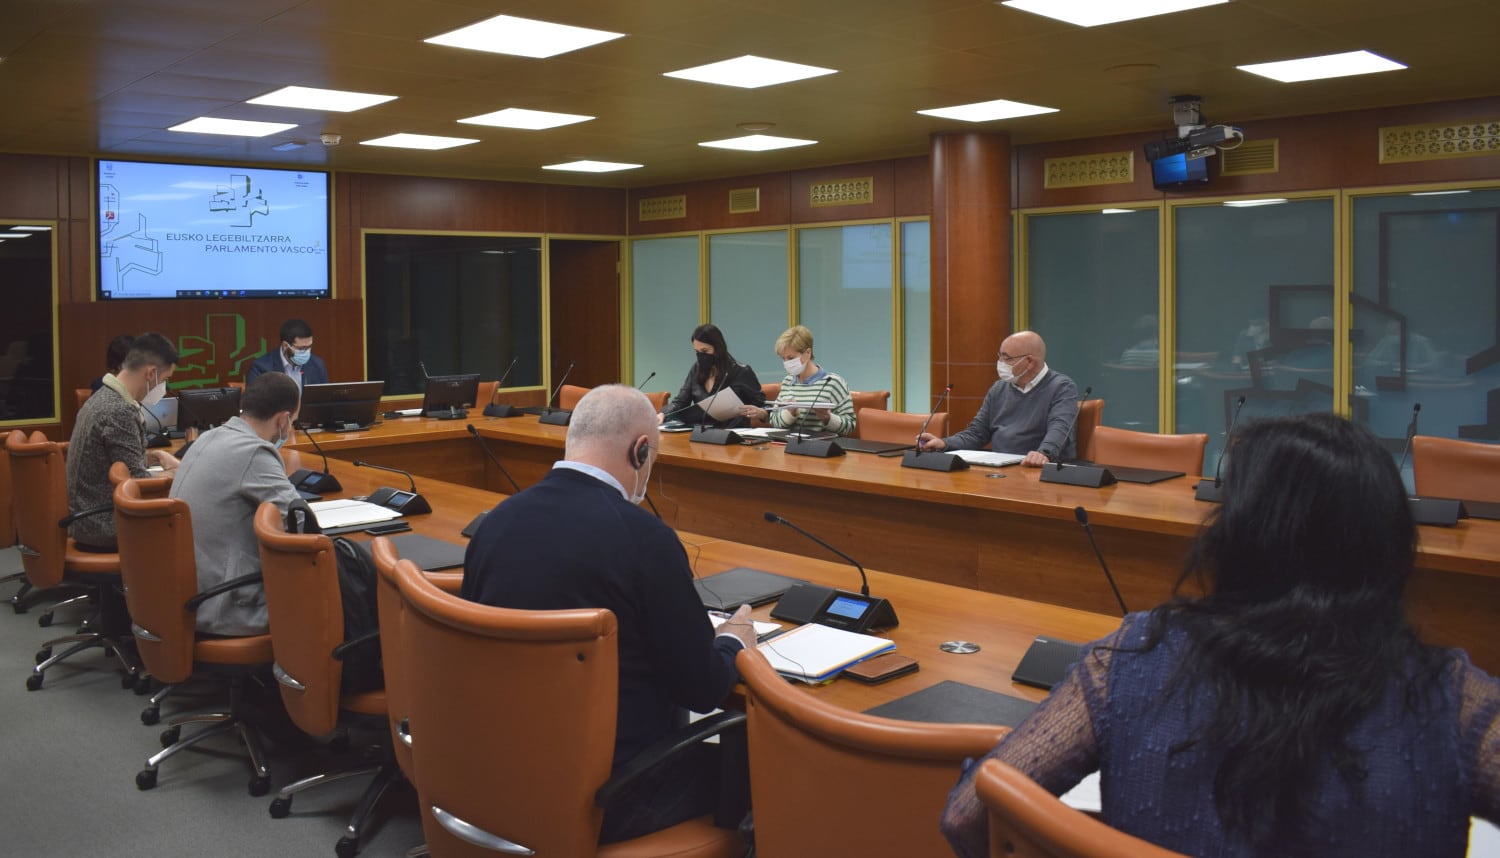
160 727 181 747
26 673 43 691
134 675 153 695
136 769 158 790
249 775 271 797
37 612 53 627
12 602 27 614
35 648 51 664
336 836 360 858
269 796 292 818
141 707 160 726
121 672 137 690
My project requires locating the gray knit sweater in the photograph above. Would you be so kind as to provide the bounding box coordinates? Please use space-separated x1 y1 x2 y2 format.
942 369 1080 459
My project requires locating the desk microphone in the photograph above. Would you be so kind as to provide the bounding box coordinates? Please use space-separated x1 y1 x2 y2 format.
1040 387 1114 487
418 359 430 378
764 511 897 632
465 423 521 494
538 361 575 426
1195 395 1246 503
636 371 656 390
901 385 966 472
783 376 843 457
483 356 523 418
1397 402 1421 474
289 425 343 493
913 384 953 448
142 402 172 448
764 511 869 596
1075 506 1127 616
353 460 432 514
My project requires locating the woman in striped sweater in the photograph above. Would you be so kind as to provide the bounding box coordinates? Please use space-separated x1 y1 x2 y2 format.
739 325 856 436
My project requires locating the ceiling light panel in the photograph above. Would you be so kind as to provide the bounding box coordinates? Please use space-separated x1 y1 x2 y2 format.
247 86 397 112
917 98 1058 122
664 55 836 89
459 108 594 130
1223 198 1289 207
168 117 297 137
425 14 624 59
999 0 1229 28
699 134 817 152
1237 50 1406 83
542 160 642 173
360 133 479 150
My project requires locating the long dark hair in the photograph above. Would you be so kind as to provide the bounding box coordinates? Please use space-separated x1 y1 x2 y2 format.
1146 413 1446 846
690 324 735 383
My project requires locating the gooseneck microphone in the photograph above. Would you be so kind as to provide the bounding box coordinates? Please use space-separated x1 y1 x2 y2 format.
353 460 432 514
1397 402 1421 474
901 384 967 471
1052 386 1092 470
914 384 953 449
354 460 417 493
764 511 869 596
1195 395 1246 503
466 423 521 494
636 371 656 390
289 425 343 493
1075 506 1128 616
537 361 576 426
545 362 575 413
483 357 522 418
492 357 519 400
418 359 430 379
1040 387 1115 487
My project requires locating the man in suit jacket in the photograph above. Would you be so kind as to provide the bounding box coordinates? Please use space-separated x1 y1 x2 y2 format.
462 385 758 843
247 318 329 388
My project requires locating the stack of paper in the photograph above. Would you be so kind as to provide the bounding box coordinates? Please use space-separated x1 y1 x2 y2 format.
951 450 1025 468
308 499 402 529
757 623 896 683
695 388 747 421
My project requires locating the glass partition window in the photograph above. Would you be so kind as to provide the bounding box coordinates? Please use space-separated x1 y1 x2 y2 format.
0 222 56 422
798 224 893 398
1174 198 1335 465
901 221 931 412
631 236 702 389
364 233 543 396
1026 209 1160 430
708 231 789 384
1351 188 1500 482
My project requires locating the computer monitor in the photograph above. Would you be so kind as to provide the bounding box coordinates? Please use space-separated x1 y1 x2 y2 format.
1150 151 1210 191
420 373 480 418
143 396 178 434
297 381 385 431
177 387 242 430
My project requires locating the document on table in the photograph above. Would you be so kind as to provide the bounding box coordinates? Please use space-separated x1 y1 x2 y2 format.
308 499 402 529
696 387 746 421
707 612 783 638
757 622 895 684
766 400 838 411
951 450 1026 468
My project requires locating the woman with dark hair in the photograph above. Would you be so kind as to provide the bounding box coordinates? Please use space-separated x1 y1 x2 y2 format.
941 413 1500 857
659 324 765 428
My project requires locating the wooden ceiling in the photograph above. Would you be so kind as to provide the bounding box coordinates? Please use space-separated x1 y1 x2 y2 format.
2 0 1496 187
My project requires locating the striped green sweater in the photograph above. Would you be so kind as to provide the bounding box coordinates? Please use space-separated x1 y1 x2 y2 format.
770 369 856 436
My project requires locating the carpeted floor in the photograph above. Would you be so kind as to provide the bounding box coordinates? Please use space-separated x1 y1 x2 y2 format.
0 547 425 857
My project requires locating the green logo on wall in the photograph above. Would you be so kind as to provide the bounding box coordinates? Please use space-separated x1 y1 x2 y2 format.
171 313 268 390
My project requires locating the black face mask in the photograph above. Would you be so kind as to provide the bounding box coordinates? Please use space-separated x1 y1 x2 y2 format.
695 351 715 371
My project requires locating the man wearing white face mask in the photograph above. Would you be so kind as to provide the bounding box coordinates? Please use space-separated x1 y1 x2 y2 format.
463 385 758 843
67 332 182 551
918 330 1079 467
169 373 303 635
246 318 329 388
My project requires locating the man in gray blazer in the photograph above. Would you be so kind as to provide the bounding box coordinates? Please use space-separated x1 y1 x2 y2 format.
170 373 302 635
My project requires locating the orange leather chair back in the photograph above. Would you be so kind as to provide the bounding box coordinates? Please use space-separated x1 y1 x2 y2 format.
75 387 93 410
113 477 199 683
1090 426 1208 476
851 390 890 414
1412 435 1500 503
559 384 590 411
394 561 622 856
371 536 416 779
0 432 13 547
7 430 69 588
975 759 1185 858
226 381 245 391
736 648 1009 856
761 383 781 403
1075 399 1104 461
253 502 345 737
857 408 946 443
476 381 498 407
644 390 670 411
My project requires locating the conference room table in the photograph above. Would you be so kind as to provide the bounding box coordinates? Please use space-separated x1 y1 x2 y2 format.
285 448 1120 713
289 412 1500 674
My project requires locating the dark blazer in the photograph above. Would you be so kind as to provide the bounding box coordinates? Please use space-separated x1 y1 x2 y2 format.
461 467 740 767
663 361 766 428
246 348 329 387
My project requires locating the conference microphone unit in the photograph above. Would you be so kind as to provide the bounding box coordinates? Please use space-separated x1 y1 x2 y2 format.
1397 402 1421 474
538 361 575 426
1195 395 1246 503
288 425 344 494
483 356 525 418
465 423 521 494
687 386 742 445
763 511 896 633
1075 506 1128 616
902 384 967 472
1398 403 1466 526
1040 387 1115 488
636 371 656 390
353 460 432 515
784 377 845 458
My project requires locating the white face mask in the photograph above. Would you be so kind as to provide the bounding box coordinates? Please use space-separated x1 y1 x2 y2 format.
141 373 167 407
996 360 1016 384
782 355 805 377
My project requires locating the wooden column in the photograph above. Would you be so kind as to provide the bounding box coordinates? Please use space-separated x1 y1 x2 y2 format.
929 132 1012 429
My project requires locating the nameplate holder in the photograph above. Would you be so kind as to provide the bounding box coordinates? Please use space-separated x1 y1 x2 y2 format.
1409 496 1466 527
1194 480 1225 503
1039 463 1116 488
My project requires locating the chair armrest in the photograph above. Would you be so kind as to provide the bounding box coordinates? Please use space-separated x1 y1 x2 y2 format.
58 503 114 528
185 573 263 611
594 710 747 809
331 630 380 661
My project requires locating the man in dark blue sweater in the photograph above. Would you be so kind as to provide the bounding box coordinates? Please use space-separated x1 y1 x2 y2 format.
462 384 757 843
918 330 1080 465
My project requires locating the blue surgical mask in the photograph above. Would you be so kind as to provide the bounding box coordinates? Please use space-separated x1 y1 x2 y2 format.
273 420 290 450
289 347 312 367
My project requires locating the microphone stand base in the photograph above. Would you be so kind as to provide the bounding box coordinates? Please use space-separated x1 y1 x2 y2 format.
537 409 572 426
689 426 742 445
1040 463 1116 488
784 436 844 458
900 450 969 472
290 469 343 494
483 404 524 418
1193 480 1225 503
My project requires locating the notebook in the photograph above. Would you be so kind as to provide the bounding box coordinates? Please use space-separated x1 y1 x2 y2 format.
839 437 916 455
757 622 895 683
386 533 468 571
1010 636 1085 691
1092 464 1184 484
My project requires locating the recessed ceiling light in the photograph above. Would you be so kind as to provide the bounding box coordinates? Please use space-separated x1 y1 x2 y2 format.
917 98 1058 122
1101 208 1136 214
459 108 594 130
169 117 297 137
542 160 642 173
11 225 51 231
424 14 624 59
0 233 30 238
247 86 396 112
664 55 836 89
360 133 479 150
1410 189 1471 197
698 134 817 152
1237 50 1405 83
1223 198 1289 208
999 0 1228 27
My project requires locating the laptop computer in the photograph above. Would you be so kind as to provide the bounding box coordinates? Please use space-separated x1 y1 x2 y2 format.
143 396 179 436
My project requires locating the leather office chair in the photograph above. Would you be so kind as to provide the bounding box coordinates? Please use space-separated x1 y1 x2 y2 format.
113 476 274 794
392 559 745 858
851 390 890 415
475 381 498 409
1075 400 1104 462
371 538 417 781
74 387 93 410
254 503 401 858
856 407 946 443
559 383 590 411
735 648 1008 857
0 434 22 602
760 383 781 403
644 390 670 411
974 759 1185 858
1412 435 1500 502
1089 426 1208 476
7 430 139 690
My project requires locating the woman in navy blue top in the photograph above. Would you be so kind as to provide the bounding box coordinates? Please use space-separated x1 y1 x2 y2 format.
943 413 1500 857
